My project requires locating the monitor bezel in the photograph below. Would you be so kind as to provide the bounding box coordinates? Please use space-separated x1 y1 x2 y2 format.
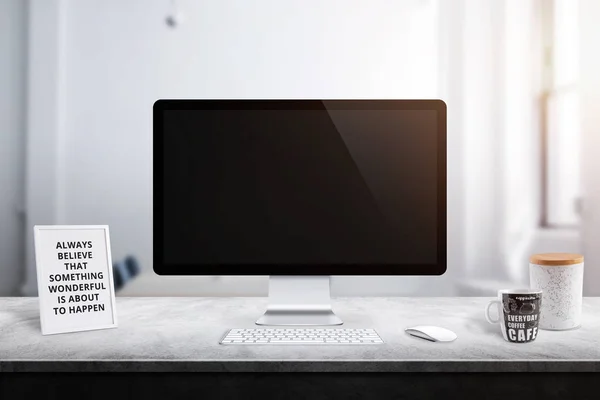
153 99 446 276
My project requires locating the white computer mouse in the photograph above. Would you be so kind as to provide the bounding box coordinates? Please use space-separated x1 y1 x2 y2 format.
405 326 457 342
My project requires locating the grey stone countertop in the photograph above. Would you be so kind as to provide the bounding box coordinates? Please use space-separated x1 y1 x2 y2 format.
1 297 599 373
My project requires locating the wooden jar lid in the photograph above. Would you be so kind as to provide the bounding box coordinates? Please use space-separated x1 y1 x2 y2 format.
530 253 584 266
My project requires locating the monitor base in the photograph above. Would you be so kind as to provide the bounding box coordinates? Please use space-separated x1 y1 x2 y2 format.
256 276 343 326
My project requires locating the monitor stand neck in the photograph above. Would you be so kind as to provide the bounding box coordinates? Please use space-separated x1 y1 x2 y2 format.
256 276 343 326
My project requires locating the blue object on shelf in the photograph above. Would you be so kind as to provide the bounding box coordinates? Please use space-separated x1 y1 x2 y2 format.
112 255 141 291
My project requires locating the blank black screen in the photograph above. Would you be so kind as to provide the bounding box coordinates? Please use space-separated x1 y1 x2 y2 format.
161 107 438 267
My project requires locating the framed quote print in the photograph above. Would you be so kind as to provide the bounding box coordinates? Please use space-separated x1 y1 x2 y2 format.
33 225 118 335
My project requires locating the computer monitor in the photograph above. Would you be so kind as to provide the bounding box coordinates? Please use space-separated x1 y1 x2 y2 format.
153 100 446 325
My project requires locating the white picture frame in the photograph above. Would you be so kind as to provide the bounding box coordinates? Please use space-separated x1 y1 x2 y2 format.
34 225 118 335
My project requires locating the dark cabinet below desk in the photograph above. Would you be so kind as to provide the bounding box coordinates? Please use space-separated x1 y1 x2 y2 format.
2 371 599 400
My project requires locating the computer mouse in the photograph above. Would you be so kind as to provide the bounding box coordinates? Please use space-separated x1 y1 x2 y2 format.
405 326 457 342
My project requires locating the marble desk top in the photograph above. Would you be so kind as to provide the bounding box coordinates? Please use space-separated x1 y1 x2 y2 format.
1 297 599 372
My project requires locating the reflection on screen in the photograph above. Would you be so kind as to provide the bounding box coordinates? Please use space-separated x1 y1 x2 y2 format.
162 109 437 266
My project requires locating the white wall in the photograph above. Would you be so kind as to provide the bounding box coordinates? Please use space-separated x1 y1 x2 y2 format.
502 0 542 285
455 0 543 294
461 0 542 283
0 0 27 295
461 0 504 282
25 0 459 296
580 0 600 295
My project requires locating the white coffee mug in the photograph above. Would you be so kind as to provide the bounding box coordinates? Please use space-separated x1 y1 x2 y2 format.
529 253 584 330
485 289 542 343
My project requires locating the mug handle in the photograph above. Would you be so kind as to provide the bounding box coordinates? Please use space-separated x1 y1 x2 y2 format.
485 300 502 324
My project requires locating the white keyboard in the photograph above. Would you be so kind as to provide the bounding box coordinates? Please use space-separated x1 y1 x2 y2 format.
220 328 384 345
